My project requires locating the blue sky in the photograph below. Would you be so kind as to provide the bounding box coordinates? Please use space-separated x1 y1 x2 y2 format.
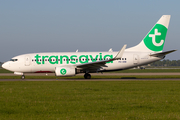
1 0 180 61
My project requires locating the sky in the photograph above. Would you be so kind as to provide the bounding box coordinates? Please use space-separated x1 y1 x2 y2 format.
1 0 180 62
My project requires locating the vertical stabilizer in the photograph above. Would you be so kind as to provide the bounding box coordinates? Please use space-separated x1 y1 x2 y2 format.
126 15 171 52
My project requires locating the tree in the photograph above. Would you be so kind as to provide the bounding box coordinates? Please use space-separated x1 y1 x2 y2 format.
150 59 180 67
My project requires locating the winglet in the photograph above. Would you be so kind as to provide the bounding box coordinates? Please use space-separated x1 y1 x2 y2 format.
113 44 127 60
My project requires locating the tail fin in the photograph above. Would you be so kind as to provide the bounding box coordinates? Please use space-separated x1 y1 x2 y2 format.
126 15 171 52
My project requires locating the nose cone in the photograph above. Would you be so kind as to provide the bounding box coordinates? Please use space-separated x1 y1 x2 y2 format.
2 62 9 70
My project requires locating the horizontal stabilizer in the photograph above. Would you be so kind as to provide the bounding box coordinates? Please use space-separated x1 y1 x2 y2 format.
150 50 177 57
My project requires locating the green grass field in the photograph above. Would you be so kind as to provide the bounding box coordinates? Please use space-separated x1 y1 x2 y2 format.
0 81 180 120
0 68 13 73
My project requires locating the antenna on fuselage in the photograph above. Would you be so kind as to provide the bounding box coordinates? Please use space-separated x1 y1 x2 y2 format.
76 49 78 52
108 48 113 52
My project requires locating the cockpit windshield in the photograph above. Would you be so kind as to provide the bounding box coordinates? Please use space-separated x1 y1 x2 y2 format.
10 59 18 62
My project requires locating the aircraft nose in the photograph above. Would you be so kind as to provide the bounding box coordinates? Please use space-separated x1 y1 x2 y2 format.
2 62 9 69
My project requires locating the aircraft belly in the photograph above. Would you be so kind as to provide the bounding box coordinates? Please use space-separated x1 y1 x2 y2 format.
31 64 55 73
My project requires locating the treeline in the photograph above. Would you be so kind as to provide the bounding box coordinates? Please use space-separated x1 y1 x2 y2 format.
150 59 180 66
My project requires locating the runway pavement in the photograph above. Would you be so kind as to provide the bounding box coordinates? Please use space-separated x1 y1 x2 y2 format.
1 73 180 81
1 72 180 76
1 78 180 81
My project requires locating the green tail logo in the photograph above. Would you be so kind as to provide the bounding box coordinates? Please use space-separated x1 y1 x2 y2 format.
143 24 167 51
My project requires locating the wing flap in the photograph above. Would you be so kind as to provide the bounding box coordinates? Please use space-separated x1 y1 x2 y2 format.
76 60 108 69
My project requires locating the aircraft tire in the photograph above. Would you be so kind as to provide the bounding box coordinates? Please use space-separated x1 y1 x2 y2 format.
84 73 91 79
21 75 25 79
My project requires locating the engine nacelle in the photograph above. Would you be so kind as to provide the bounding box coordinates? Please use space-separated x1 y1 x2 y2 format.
55 66 76 76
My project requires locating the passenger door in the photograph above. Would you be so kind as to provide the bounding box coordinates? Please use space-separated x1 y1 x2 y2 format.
133 54 139 65
25 56 31 66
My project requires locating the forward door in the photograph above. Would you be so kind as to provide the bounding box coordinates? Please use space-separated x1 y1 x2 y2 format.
25 56 31 66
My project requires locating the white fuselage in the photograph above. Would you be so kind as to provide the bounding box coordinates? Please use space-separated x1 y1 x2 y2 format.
2 50 163 74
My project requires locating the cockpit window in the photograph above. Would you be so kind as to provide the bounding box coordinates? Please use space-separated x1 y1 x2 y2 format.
10 59 18 62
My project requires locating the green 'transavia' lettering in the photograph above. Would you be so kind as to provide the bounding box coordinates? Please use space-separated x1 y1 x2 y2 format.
35 53 113 65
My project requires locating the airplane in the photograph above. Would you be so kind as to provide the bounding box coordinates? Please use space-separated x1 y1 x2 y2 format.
2 15 176 79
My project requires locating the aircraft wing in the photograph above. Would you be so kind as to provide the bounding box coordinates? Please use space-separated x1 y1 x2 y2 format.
76 45 127 69
150 50 177 57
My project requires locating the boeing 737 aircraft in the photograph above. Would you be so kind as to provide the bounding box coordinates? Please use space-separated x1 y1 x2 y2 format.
2 15 176 79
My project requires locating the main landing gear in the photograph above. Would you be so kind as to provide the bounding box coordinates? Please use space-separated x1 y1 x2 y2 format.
84 73 91 79
21 75 25 79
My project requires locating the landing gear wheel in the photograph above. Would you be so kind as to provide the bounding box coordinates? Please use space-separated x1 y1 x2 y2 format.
84 73 91 79
21 75 25 79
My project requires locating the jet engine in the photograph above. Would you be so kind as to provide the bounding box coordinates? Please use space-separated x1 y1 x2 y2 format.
55 66 76 76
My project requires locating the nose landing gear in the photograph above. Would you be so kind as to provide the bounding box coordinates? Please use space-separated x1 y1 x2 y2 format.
21 75 25 79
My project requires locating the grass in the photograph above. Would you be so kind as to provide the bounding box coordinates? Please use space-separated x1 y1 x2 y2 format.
0 81 180 119
0 68 13 73
1 75 180 79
